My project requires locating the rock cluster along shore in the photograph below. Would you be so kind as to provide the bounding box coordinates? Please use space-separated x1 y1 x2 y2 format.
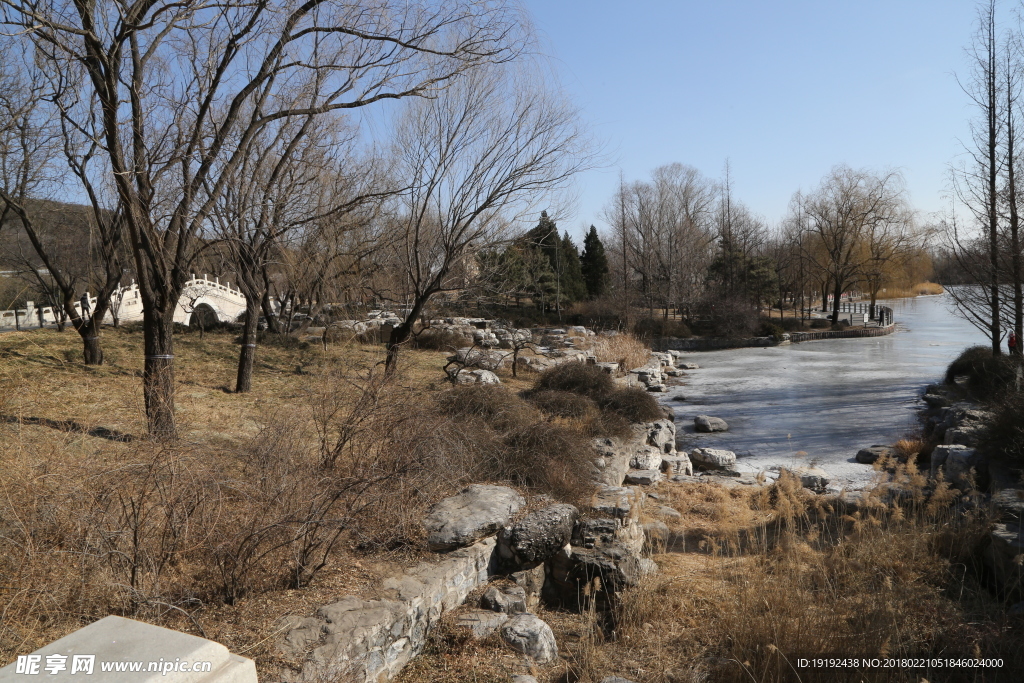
273 344 855 682
918 382 1024 606
275 346 713 682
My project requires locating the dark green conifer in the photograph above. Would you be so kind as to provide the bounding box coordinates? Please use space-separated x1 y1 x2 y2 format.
580 225 609 299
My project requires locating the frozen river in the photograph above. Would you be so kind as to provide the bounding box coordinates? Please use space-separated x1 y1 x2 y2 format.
668 294 989 489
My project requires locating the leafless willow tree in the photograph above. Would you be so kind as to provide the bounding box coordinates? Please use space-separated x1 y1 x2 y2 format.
801 165 910 324
2 0 527 437
380 62 595 371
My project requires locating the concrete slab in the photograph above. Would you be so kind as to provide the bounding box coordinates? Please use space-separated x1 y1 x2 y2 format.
0 616 256 683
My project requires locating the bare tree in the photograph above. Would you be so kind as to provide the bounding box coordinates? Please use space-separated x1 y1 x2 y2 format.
381 63 594 371
209 114 390 392
604 163 716 320
951 0 1004 354
0 40 126 362
3 0 526 437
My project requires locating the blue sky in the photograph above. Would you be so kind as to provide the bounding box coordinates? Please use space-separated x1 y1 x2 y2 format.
524 0 986 238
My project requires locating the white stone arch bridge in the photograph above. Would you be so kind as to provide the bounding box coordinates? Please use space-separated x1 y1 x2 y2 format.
0 274 248 330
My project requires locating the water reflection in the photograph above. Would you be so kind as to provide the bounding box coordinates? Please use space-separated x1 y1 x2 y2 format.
668 294 989 488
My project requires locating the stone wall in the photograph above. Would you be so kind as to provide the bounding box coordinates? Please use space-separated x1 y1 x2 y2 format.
279 539 498 682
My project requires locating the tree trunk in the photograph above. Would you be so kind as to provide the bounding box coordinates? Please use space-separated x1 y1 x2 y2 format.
235 298 260 393
386 296 429 374
143 310 176 439
83 332 103 365
831 282 843 324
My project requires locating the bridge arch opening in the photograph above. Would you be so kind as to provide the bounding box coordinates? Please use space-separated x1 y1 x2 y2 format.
189 303 219 328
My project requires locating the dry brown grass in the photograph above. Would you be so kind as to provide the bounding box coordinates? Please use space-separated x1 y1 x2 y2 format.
585 332 651 371
879 282 946 299
555 467 1019 683
0 326 552 675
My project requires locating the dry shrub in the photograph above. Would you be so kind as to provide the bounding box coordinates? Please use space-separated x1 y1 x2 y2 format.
0 361 455 662
600 387 663 423
582 408 632 438
410 328 472 351
589 332 650 372
437 383 542 431
982 390 1024 466
435 384 596 505
528 389 598 419
533 361 614 399
499 422 596 505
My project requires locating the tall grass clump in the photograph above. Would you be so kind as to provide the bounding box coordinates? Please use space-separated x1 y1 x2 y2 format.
588 332 651 372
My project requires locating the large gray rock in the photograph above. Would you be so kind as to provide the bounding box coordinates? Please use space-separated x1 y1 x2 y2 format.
694 415 729 432
510 564 546 610
500 614 558 664
590 485 643 518
454 368 501 385
930 444 981 489
455 609 509 638
497 504 579 569
480 585 528 614
565 542 642 592
690 447 737 471
424 485 525 551
992 488 1024 524
600 677 638 683
629 445 663 471
661 453 694 477
653 504 682 520
929 444 975 483
856 445 893 464
792 466 829 491
642 419 677 454
624 469 662 486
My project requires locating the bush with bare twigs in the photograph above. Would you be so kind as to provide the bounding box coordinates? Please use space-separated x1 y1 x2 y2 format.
528 389 598 419
599 387 664 423
533 362 614 399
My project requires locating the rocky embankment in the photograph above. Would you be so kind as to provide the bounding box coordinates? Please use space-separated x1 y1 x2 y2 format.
917 383 1024 605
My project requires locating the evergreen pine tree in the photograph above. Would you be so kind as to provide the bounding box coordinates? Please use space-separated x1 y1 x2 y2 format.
524 211 559 268
560 232 587 303
580 225 610 299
